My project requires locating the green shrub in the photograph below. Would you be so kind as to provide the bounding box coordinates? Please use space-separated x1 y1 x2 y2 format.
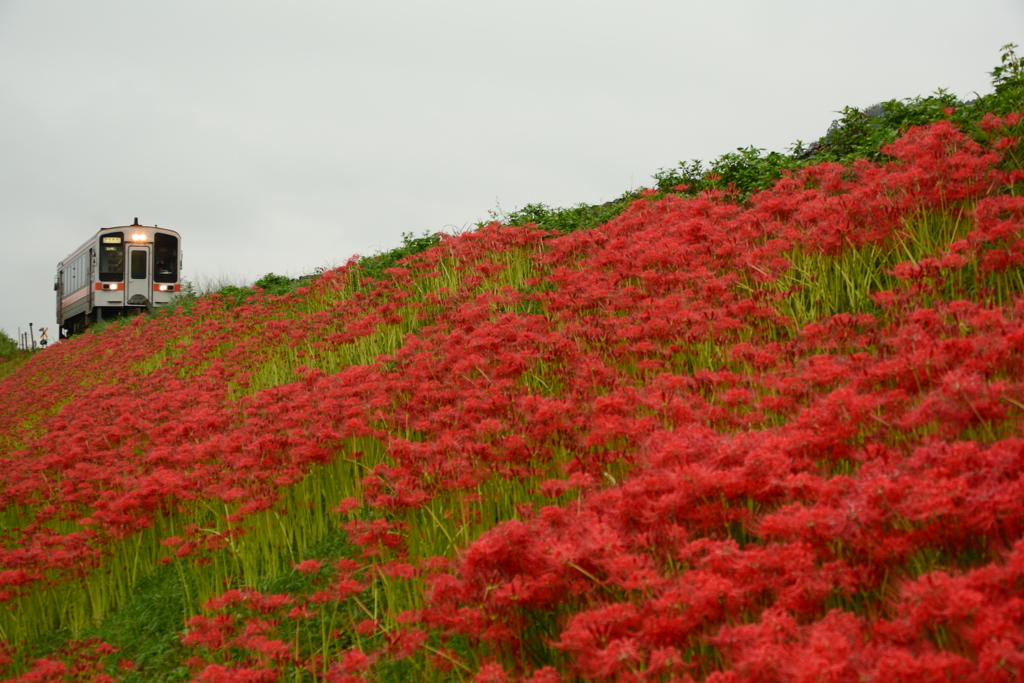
356 231 441 280
493 197 640 234
252 272 296 296
0 329 17 358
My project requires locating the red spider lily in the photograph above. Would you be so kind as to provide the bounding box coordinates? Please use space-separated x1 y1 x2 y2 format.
293 559 322 574
4 117 1024 681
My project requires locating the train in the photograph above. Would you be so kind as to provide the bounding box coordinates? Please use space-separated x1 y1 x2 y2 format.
56 219 182 337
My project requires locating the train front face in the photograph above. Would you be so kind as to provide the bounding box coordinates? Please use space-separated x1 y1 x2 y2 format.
96 225 182 311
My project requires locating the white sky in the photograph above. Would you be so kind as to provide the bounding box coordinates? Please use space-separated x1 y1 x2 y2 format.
1 0 1021 340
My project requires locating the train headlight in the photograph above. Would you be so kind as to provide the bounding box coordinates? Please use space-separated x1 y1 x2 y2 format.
158 285 168 292
131 233 146 241
110 283 118 290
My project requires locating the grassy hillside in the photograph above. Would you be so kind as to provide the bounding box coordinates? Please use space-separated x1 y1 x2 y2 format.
2 47 1024 683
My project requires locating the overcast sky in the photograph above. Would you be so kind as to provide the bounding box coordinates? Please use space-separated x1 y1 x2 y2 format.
1 1 1021 341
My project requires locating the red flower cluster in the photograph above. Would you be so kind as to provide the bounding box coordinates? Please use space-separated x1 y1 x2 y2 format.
2 117 1024 681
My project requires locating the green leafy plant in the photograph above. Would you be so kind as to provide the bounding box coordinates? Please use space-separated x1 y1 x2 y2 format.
653 146 800 199
490 196 640 234
251 272 296 296
990 42 1024 100
0 329 18 358
356 231 441 280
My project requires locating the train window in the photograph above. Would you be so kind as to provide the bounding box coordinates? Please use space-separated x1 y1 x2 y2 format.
154 233 178 283
72 253 85 291
130 249 147 280
99 232 124 281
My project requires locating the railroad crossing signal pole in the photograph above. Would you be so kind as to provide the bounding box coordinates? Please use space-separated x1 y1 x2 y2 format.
39 327 49 349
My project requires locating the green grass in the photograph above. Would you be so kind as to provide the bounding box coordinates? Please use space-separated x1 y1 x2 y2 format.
14 528 366 682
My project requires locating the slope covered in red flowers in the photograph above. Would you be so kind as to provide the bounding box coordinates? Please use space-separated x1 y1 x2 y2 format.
3 114 1024 682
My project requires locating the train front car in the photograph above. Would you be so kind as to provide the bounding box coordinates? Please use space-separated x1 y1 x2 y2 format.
56 219 182 337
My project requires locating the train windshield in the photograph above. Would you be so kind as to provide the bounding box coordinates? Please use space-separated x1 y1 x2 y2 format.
154 233 178 283
99 233 124 281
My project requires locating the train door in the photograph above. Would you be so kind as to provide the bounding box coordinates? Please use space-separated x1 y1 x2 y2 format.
126 245 152 307
55 271 64 324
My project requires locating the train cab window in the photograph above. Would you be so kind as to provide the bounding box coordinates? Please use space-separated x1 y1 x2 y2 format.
154 233 178 283
130 249 147 279
99 233 124 281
